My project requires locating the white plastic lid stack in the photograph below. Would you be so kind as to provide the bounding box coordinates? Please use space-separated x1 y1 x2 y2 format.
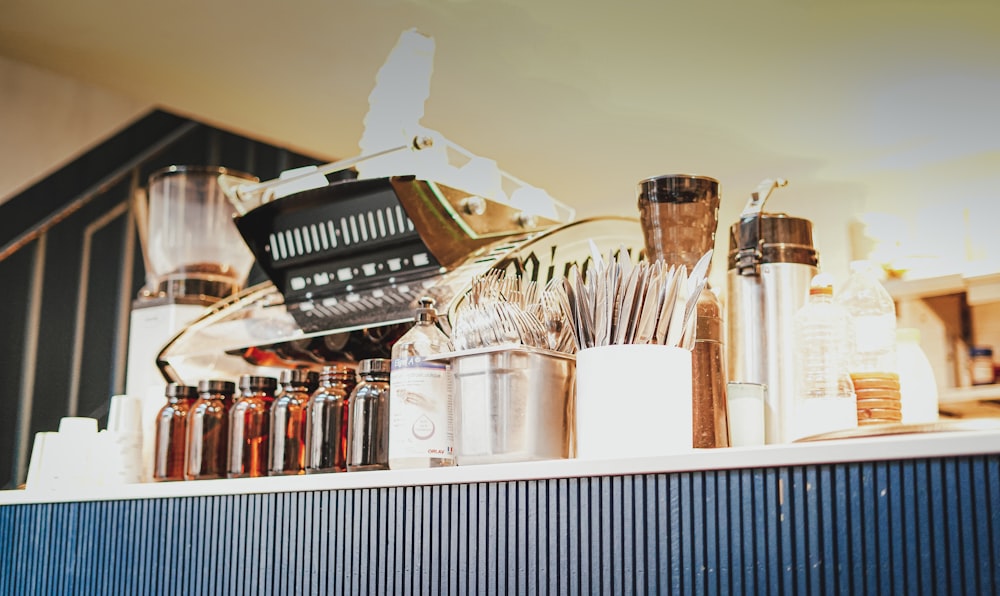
896 328 940 424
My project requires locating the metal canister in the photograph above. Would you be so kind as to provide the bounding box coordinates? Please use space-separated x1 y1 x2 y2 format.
727 179 818 444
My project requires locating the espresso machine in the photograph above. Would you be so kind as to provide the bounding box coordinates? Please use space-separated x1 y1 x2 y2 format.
154 167 646 385
727 179 819 444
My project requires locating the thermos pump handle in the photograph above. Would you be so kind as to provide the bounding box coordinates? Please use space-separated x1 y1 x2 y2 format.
735 178 788 277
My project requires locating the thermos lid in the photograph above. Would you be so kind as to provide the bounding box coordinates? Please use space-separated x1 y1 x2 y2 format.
197 379 236 395
238 375 278 393
727 213 818 270
165 382 198 400
358 358 391 375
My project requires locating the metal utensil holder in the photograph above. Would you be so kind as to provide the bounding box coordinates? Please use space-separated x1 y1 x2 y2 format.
430 346 576 465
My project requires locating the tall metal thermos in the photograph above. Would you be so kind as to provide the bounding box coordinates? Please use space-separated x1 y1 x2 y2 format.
638 174 729 448
727 179 819 444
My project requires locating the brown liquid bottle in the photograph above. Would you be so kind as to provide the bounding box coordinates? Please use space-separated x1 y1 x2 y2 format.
153 383 198 482
347 359 392 472
269 369 319 476
228 375 277 478
185 379 235 480
306 364 357 474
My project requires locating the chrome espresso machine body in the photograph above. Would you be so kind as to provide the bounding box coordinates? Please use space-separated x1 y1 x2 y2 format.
156 172 644 383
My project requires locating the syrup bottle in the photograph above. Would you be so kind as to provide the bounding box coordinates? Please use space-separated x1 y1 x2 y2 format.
269 369 319 476
228 375 277 478
153 383 198 482
306 364 357 474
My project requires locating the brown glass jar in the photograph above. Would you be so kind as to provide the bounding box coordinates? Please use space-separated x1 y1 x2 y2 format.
185 379 236 480
269 369 319 476
228 375 277 479
153 383 198 482
347 359 391 472
306 364 357 474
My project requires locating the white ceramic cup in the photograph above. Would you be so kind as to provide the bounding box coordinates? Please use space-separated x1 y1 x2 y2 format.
726 382 767 447
575 344 693 459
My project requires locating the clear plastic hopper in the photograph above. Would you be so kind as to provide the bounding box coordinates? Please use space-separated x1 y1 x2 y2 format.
142 165 258 302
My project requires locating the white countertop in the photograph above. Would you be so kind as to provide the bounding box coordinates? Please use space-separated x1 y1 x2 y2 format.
2 427 999 506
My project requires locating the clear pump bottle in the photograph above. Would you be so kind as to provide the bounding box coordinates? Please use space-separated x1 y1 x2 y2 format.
388 298 454 469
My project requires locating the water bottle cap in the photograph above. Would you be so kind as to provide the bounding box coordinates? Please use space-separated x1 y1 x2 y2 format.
809 272 835 296
896 328 921 343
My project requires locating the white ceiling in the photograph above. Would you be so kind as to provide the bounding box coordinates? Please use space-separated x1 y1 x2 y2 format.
2 0 999 276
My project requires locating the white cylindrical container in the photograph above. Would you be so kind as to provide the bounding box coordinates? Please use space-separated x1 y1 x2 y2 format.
726 382 766 447
897 328 940 424
576 344 692 459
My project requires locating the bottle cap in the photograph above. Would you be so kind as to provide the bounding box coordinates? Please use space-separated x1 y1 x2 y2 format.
358 358 391 375
165 383 198 400
279 369 320 387
896 328 920 343
970 346 994 357
238 375 278 393
809 272 835 296
415 296 438 323
198 379 236 396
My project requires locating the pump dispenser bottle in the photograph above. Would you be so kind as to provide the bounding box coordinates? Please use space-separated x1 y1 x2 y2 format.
388 297 454 469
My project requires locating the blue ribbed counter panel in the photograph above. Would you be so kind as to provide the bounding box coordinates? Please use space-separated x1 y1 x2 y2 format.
2 456 998 594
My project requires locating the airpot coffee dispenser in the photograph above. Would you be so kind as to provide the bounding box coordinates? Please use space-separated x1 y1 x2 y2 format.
727 179 819 444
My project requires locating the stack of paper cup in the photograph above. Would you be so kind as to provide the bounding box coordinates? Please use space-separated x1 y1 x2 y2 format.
102 394 145 485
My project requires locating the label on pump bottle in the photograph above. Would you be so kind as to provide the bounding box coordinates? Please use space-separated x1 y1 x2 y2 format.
389 357 453 461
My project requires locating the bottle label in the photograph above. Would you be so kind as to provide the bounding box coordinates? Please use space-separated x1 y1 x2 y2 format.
389 358 453 460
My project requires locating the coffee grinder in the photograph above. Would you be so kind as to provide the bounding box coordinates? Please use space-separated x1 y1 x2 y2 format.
637 174 729 448
124 165 258 478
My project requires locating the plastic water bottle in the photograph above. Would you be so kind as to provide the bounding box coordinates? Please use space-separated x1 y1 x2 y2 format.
792 273 858 440
896 328 939 424
836 260 902 426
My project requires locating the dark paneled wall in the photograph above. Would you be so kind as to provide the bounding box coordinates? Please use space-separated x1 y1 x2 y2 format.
0 110 324 488
1 455 997 594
